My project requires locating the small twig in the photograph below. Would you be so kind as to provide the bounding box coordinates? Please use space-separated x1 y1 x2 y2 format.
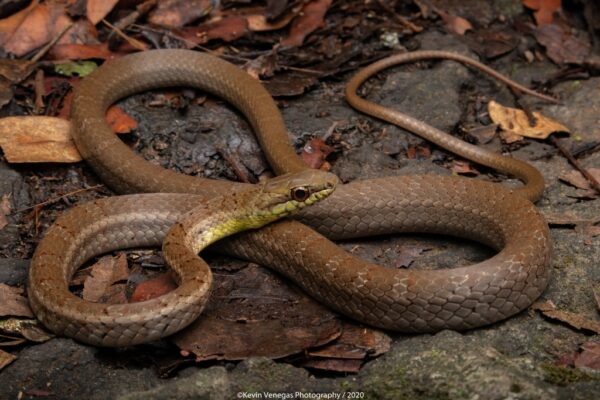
33 69 45 114
11 185 104 215
31 22 74 62
550 135 600 194
112 0 157 34
102 19 147 51
215 144 256 184
515 96 537 125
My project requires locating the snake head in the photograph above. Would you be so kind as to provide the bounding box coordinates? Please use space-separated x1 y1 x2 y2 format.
250 169 338 224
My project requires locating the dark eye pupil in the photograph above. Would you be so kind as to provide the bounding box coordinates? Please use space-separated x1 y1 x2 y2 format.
292 187 309 201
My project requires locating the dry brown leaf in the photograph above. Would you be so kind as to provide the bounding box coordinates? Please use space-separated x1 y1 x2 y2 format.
534 24 591 65
406 145 431 159
0 59 37 83
0 0 39 46
532 300 600 334
0 348 16 371
0 116 81 163
0 194 10 230
82 254 129 303
574 341 600 370
543 212 600 226
395 243 433 268
0 283 33 318
176 17 248 45
262 71 318 97
86 0 119 25
451 160 479 175
522 0 561 26
3 2 73 57
246 12 295 32
468 124 498 144
488 100 569 140
172 264 341 361
296 323 391 372
281 0 332 47
559 169 600 191
148 0 213 28
436 10 472 35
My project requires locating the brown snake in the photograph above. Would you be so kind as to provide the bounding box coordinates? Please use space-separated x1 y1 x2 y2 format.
28 50 553 346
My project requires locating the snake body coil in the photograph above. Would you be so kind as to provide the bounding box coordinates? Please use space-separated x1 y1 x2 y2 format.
28 50 552 346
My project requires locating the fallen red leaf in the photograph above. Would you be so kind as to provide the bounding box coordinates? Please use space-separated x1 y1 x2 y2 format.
49 43 117 60
281 0 332 47
106 105 138 134
130 272 177 302
175 16 248 45
301 137 334 170
522 0 561 26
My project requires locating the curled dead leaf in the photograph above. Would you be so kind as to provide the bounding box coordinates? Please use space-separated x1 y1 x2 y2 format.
488 100 569 140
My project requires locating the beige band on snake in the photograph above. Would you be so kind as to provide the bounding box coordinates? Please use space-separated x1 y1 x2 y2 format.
28 50 552 346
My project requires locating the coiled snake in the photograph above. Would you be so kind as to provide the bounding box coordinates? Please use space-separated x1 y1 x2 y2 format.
28 50 552 346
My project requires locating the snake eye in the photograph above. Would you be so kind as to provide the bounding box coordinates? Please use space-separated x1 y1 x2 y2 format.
291 186 310 202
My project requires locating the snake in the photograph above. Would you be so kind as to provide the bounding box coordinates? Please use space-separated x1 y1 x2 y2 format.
27 50 553 347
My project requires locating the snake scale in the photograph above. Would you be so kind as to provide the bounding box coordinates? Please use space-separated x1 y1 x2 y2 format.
28 50 552 346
